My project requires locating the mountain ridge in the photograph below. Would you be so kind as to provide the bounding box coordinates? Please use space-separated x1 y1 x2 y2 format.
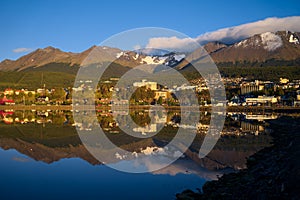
0 30 300 72
209 31 300 64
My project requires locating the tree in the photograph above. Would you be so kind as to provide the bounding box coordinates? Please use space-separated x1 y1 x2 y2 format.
157 96 163 105
131 86 155 104
51 88 66 102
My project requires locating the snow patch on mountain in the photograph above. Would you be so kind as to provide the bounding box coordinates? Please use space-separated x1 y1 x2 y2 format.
260 32 282 51
140 56 166 64
174 54 185 61
236 40 248 47
116 52 124 58
289 34 299 44
133 53 139 60
234 37 261 48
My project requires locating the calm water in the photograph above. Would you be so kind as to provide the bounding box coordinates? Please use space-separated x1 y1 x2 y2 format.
0 110 275 199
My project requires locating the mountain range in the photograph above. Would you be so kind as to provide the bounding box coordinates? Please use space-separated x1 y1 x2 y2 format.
1 31 300 71
0 31 299 89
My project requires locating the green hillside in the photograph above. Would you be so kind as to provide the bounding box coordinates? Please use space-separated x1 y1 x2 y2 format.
0 62 131 90
1 61 300 91
181 65 300 81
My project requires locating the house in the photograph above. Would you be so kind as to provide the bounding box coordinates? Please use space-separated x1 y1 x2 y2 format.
37 88 46 94
133 79 157 90
4 88 14 96
280 78 289 84
174 84 196 91
36 96 49 103
111 99 129 105
154 90 170 100
196 85 209 92
245 96 277 105
0 96 15 105
14 90 22 95
240 80 274 94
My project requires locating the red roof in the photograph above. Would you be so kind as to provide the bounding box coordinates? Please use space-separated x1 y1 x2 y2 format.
0 96 14 105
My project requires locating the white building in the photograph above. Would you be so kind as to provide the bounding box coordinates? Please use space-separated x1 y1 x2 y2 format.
245 96 278 105
133 79 157 90
280 78 289 84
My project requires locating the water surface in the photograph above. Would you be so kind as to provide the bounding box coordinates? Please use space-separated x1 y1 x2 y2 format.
0 110 276 199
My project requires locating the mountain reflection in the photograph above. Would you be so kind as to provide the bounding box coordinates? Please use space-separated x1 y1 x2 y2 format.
0 109 276 179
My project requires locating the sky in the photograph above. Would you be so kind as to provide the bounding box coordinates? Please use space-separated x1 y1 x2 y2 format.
0 0 300 61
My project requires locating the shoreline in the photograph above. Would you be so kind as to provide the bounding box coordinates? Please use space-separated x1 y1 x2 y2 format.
1 105 300 113
176 116 300 199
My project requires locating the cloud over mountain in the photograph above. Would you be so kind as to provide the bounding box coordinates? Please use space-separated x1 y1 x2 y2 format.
13 47 32 53
146 37 198 52
146 16 300 52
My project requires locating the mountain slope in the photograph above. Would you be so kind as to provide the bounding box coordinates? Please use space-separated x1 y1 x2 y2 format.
0 31 300 88
0 47 76 71
1 30 299 72
0 46 186 72
210 31 300 65
0 46 120 71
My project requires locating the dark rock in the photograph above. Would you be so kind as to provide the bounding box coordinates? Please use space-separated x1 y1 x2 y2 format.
177 116 300 199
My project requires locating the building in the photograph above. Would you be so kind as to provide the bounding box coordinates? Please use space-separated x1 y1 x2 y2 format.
174 84 196 91
196 85 209 92
240 82 262 94
36 96 49 103
295 90 300 106
241 121 265 135
245 96 278 105
14 90 22 95
133 80 157 90
240 80 274 94
37 88 46 94
111 99 129 105
110 77 120 81
154 90 170 100
280 78 289 84
14 89 36 96
4 88 14 96
245 114 278 121
297 90 300 101
0 96 15 105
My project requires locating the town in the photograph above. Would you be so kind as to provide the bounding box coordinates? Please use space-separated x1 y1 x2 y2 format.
1 77 300 108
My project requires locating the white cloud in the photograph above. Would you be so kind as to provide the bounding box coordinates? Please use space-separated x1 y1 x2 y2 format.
196 16 300 44
146 36 198 52
145 16 300 52
13 47 32 53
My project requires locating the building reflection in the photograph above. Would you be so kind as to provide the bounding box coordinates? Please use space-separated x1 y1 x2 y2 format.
0 109 284 177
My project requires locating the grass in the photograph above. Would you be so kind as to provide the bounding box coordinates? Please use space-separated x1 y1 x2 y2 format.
1 62 300 91
0 71 76 90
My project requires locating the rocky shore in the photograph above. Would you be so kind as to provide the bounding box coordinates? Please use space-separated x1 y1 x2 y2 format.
177 116 300 199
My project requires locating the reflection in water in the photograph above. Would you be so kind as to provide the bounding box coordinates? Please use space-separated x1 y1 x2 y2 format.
0 109 281 198
0 110 275 170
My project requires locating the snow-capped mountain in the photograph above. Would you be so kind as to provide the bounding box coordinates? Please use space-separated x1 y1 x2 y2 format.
208 31 300 65
116 50 185 67
0 46 186 71
0 31 300 72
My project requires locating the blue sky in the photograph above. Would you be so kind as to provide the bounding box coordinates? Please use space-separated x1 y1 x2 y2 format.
0 0 300 61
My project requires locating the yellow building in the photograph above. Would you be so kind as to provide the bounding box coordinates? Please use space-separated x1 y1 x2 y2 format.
154 91 170 100
133 79 157 91
280 78 289 84
245 96 278 105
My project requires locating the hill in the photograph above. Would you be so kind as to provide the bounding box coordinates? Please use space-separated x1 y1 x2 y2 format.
0 31 300 88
